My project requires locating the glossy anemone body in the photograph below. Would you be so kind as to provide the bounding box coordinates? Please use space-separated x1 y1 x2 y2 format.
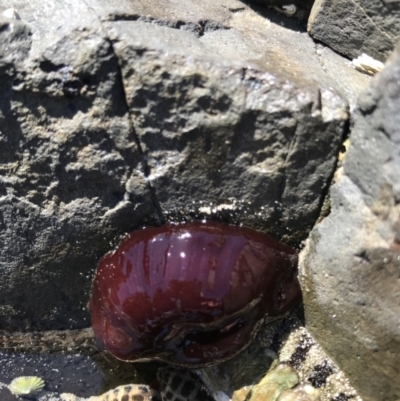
89 221 301 367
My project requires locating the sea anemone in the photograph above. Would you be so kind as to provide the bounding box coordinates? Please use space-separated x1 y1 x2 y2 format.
89 221 302 367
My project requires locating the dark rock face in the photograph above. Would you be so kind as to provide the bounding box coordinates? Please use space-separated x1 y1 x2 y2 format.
308 0 400 62
0 10 155 330
0 0 356 331
301 44 400 401
109 18 347 243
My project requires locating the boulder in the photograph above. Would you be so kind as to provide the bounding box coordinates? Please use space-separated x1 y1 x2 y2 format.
301 43 400 400
0 3 155 330
0 0 364 331
308 0 400 62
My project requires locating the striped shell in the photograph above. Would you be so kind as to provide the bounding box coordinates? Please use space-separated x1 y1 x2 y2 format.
61 384 156 401
89 385 155 401
9 376 45 396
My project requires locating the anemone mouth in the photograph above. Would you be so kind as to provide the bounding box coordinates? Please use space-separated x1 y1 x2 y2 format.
153 316 255 367
180 317 247 347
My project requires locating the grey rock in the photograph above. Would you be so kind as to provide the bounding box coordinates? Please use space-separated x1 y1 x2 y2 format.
0 15 31 68
0 0 367 331
313 43 371 112
104 1 351 244
301 44 400 400
308 0 399 62
0 1 155 330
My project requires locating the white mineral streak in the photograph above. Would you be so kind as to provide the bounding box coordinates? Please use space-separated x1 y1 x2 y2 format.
198 203 237 215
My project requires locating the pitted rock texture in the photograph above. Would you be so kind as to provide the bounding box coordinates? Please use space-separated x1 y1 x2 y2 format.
0 0 369 331
100 0 362 244
0 7 155 331
301 43 400 401
108 19 347 244
308 0 399 62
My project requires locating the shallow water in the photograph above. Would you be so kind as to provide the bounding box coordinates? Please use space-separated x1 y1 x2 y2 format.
0 312 362 401
0 352 104 399
0 330 160 401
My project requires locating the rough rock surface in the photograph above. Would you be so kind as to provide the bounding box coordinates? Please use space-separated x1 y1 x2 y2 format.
301 44 400 401
308 0 400 62
0 0 368 332
0 4 156 331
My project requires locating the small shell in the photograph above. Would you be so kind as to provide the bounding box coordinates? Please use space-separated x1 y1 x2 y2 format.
61 384 157 401
9 376 45 396
90 384 155 401
273 4 297 16
282 5 297 16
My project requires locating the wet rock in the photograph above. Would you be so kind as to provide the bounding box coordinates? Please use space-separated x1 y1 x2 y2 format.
104 0 351 244
0 13 154 330
301 43 400 400
308 0 399 62
0 0 361 331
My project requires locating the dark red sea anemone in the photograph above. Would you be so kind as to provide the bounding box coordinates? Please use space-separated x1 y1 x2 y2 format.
89 221 301 367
